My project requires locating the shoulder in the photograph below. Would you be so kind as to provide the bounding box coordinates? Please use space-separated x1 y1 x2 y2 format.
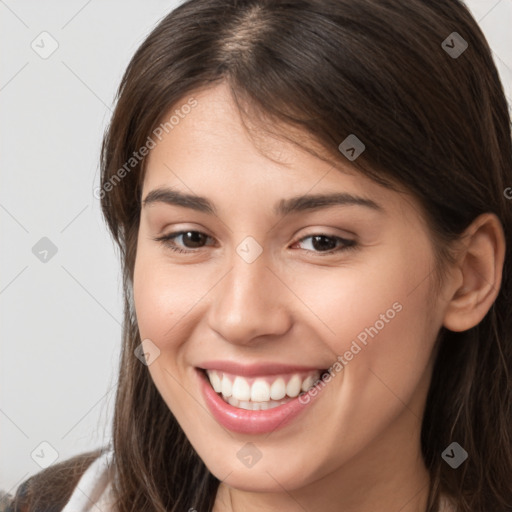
1 446 112 512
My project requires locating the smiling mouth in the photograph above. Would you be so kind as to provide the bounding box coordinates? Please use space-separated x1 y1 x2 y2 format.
200 368 329 411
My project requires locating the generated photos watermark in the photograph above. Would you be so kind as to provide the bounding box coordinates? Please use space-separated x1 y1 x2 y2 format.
94 97 198 200
298 301 403 404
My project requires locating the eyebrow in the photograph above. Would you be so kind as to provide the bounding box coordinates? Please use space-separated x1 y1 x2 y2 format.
142 186 383 216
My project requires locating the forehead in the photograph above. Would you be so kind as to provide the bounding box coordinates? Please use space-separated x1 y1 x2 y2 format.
145 82 327 176
141 82 420 226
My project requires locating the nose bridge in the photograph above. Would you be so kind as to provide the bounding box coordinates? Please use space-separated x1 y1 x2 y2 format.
207 243 292 344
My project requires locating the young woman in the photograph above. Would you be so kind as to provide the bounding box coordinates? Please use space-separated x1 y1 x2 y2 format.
5 0 512 511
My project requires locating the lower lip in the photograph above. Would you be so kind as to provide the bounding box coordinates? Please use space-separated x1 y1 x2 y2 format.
197 369 321 435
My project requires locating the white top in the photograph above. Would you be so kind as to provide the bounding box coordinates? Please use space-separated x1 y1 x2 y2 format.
61 449 456 512
61 448 115 512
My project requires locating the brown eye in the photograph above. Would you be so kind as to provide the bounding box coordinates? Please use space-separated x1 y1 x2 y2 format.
178 231 209 248
153 230 214 253
310 235 337 251
292 234 357 255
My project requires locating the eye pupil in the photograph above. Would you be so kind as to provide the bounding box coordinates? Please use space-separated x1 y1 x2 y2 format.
312 235 336 251
183 231 207 248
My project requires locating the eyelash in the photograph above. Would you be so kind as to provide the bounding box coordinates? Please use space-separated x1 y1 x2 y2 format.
152 230 358 256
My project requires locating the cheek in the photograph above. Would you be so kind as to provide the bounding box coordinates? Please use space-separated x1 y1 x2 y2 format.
132 249 207 348
282 252 438 464
289 245 437 384
288 262 420 349
132 249 205 423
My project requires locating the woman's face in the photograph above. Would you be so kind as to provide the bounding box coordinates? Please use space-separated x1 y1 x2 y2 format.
133 82 449 493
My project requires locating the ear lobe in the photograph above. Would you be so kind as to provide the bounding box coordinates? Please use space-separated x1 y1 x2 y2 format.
442 213 505 333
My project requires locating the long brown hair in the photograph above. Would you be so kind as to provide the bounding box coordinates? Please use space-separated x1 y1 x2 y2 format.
9 1 512 511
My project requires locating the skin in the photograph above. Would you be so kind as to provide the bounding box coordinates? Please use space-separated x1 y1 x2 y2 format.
132 81 505 512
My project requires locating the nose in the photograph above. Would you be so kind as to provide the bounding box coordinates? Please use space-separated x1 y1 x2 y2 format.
206 246 293 346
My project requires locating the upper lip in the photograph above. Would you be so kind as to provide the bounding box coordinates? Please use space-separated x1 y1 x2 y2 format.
197 360 325 377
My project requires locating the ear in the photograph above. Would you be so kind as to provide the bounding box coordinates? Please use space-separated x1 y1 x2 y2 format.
443 213 505 332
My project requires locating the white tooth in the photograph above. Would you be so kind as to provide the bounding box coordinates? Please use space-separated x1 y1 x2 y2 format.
207 370 222 393
226 398 292 411
221 374 232 397
228 395 239 407
270 377 286 400
238 400 252 410
286 374 301 397
251 379 270 402
301 375 316 392
232 376 251 401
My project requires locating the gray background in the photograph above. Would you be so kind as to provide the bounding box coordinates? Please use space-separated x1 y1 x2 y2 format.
1 0 511 493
